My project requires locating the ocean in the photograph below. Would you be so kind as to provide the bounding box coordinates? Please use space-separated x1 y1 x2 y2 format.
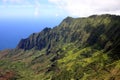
0 17 63 50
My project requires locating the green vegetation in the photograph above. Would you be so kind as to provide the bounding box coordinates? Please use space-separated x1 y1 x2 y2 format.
0 14 120 80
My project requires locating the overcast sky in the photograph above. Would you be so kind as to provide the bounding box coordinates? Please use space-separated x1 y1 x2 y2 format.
0 0 120 18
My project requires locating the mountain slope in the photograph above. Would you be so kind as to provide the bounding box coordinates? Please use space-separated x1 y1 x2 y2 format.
17 14 120 58
0 14 120 80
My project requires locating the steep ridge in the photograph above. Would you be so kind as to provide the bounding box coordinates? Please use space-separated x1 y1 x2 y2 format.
0 14 120 80
17 14 120 58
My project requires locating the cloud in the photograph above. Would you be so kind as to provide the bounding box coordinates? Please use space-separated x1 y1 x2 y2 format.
48 0 120 17
2 0 27 4
34 6 40 17
1 0 65 18
34 0 41 17
1 0 41 17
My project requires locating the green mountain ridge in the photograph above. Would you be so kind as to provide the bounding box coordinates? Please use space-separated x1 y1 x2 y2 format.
0 14 120 80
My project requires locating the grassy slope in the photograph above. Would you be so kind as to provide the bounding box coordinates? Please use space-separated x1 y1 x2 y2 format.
0 44 120 80
0 14 120 80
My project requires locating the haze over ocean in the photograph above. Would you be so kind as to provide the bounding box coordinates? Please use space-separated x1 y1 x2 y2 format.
0 17 63 50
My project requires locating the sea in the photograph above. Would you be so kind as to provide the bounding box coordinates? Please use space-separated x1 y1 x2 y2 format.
0 17 63 50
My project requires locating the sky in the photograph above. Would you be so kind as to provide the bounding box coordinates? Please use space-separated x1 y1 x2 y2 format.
0 0 120 50
0 0 120 18
0 0 66 18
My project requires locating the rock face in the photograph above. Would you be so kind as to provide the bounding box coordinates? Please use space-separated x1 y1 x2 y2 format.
17 27 52 50
17 14 120 57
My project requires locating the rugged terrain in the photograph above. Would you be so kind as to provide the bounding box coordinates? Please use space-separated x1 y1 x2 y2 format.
0 14 120 80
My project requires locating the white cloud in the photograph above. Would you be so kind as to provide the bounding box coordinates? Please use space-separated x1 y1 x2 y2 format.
1 0 41 17
2 0 27 4
48 0 120 17
34 6 40 17
55 13 59 17
34 0 41 17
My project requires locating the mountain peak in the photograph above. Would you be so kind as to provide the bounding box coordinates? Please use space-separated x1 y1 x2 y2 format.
1 14 120 80
88 14 119 18
17 14 120 56
42 27 51 32
63 16 74 23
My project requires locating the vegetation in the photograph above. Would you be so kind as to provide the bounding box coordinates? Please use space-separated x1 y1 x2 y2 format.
0 14 120 80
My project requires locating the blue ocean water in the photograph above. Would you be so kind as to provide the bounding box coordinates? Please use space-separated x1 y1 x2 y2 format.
0 17 63 50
